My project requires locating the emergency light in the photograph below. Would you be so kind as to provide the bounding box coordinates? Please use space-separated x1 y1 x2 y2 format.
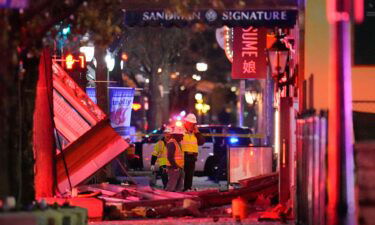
229 137 239 144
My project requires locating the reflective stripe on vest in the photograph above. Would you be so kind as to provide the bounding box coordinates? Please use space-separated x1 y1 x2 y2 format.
166 139 184 168
181 133 198 153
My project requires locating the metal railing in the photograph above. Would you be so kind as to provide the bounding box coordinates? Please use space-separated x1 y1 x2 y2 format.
296 112 328 225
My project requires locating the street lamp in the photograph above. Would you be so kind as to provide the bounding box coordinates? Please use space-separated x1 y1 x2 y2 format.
195 92 203 101
266 31 290 89
79 46 95 62
105 52 115 72
245 90 259 105
196 62 208 72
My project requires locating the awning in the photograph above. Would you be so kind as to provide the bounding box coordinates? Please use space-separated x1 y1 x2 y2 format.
52 62 129 193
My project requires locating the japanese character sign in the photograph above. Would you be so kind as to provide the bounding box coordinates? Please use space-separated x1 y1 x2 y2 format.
232 27 267 79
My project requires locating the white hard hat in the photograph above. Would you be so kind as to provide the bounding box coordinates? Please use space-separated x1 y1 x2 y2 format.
164 126 172 133
184 113 197 123
172 126 185 135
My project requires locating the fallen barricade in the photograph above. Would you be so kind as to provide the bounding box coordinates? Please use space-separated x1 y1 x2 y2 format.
68 173 279 220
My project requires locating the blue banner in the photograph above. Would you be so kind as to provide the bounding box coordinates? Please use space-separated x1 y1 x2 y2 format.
86 87 135 138
86 87 97 104
0 0 28 8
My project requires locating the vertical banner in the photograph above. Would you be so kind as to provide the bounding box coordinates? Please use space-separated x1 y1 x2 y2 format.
109 87 135 138
86 87 135 138
0 0 28 8
232 27 267 79
86 87 97 104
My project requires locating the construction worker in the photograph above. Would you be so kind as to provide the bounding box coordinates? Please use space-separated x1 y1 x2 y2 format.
181 113 205 191
166 126 185 192
124 136 139 170
150 126 172 189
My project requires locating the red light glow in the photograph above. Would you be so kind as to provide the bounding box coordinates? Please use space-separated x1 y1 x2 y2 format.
132 103 142 111
121 52 128 61
65 54 75 70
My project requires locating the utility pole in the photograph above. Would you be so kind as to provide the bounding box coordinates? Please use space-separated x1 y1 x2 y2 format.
326 0 362 224
237 80 245 127
34 49 55 198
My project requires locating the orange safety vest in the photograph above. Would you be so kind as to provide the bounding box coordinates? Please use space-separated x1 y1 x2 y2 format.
181 132 198 153
166 139 184 168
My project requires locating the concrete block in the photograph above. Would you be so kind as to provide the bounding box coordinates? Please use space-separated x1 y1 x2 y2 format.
0 212 37 225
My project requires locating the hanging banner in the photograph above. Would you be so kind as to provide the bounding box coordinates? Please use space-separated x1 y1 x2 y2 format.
86 87 97 104
0 0 28 8
231 27 267 79
86 87 135 138
124 9 298 28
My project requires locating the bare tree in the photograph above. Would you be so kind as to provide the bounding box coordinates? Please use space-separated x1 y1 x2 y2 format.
123 27 190 130
0 0 123 205
0 0 233 205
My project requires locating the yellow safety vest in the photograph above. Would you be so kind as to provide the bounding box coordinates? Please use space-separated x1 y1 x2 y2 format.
166 139 184 168
151 140 167 166
181 133 198 153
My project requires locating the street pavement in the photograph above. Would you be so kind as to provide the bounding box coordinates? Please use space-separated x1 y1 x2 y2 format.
90 176 292 225
153 176 228 191
90 217 292 225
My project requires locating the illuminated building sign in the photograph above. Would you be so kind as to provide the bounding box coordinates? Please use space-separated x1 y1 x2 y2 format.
125 9 298 27
232 27 267 79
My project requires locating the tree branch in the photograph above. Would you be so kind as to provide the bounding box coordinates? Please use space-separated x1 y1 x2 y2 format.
22 0 86 48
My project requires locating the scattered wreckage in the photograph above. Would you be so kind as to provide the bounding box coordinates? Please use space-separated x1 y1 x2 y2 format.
34 61 290 222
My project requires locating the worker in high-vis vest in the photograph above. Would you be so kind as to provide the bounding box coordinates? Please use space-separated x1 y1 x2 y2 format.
150 126 172 189
181 113 205 191
166 126 185 192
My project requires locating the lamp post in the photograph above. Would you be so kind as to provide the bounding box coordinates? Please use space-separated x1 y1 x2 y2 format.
266 30 292 205
266 31 290 94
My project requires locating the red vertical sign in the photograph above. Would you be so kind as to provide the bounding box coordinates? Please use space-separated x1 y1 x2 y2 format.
232 27 267 79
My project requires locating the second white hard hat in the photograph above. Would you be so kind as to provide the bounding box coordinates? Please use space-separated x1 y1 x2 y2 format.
164 126 173 133
172 126 185 135
184 113 197 123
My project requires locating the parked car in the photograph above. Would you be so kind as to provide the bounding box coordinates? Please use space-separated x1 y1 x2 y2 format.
138 125 254 180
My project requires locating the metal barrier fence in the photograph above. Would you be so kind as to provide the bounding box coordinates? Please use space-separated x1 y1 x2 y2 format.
296 112 328 225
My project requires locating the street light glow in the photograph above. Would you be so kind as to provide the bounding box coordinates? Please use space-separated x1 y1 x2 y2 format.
195 93 203 101
79 46 95 62
105 52 115 72
245 90 259 105
196 62 208 71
